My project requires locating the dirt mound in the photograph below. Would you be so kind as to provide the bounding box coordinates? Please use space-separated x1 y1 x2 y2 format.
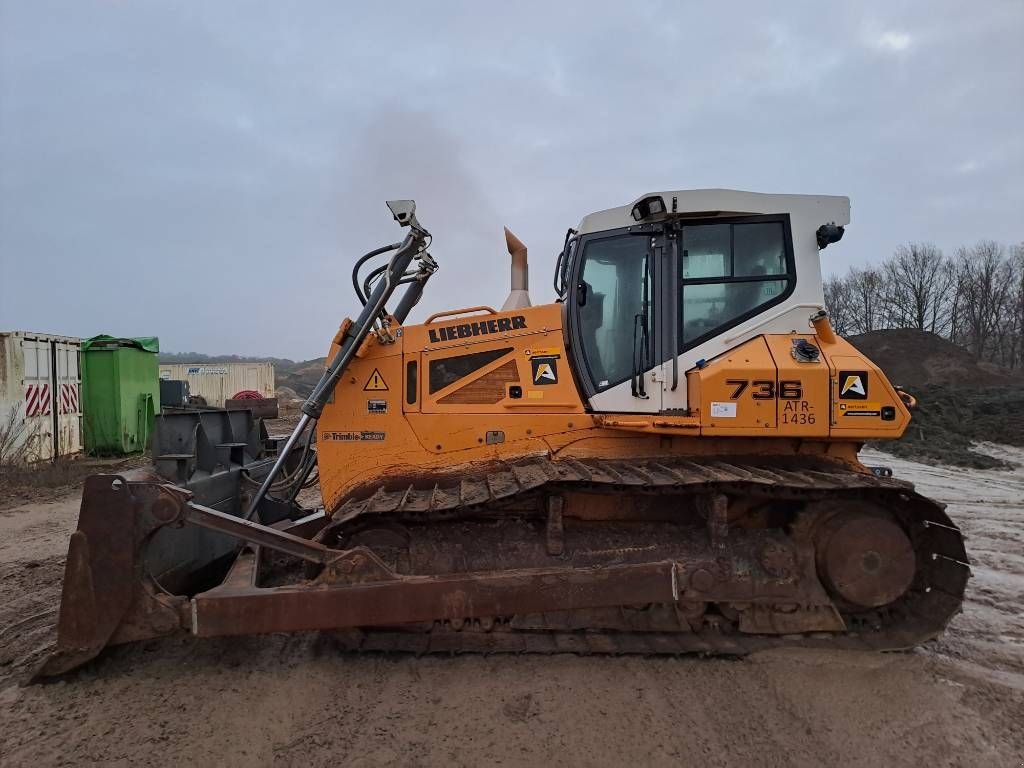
274 386 302 404
276 357 326 397
847 329 1018 388
848 330 1022 467
877 384 1024 468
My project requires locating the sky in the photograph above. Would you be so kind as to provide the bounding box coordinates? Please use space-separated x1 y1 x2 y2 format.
1 1 1021 360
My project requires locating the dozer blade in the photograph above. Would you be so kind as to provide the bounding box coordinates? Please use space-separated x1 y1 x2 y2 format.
36 470 686 678
37 465 330 678
37 472 192 678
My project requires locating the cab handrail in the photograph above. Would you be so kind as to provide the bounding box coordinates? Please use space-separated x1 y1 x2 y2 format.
424 306 498 324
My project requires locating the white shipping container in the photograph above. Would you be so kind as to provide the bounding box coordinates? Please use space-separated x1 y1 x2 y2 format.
0 331 84 462
157 362 275 408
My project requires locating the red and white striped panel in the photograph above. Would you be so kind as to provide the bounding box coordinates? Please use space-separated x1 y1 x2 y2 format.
59 383 80 414
24 383 52 417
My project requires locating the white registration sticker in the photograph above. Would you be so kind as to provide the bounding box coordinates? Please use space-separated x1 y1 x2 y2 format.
711 401 737 418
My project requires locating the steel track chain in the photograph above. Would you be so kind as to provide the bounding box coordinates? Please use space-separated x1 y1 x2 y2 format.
321 455 970 654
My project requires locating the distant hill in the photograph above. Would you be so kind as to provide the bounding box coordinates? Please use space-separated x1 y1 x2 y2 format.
276 358 327 396
847 329 1019 388
159 352 299 368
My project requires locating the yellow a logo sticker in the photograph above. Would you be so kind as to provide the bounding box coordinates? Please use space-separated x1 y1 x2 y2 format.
530 356 559 385
839 371 867 399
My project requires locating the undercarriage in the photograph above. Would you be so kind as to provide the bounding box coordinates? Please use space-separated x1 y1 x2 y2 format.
36 446 969 678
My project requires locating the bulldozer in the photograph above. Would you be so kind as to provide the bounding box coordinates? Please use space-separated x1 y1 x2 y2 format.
37 190 969 677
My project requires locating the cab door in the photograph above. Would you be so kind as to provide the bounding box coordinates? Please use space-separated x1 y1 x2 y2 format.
566 228 663 413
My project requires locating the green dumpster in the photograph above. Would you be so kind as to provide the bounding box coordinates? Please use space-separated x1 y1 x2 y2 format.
81 335 160 455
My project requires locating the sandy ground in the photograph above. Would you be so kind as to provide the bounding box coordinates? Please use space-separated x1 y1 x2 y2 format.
1 448 1022 767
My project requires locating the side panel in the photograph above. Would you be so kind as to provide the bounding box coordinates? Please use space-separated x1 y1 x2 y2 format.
686 338 778 434
407 305 585 417
0 334 31 461
82 349 119 454
827 353 909 438
54 341 84 456
316 341 422 511
684 334 902 441
118 348 159 453
22 338 54 461
420 346 583 417
764 335 830 437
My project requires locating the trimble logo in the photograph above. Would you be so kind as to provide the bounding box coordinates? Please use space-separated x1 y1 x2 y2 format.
428 315 527 343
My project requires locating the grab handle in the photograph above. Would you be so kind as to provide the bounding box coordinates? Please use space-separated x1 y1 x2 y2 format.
424 306 498 324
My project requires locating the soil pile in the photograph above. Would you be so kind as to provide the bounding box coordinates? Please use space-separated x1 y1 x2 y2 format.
276 357 326 397
274 386 302 405
849 329 1023 468
847 329 1017 388
878 384 1024 468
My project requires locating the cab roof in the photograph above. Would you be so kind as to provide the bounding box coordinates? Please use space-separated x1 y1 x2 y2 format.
575 189 851 235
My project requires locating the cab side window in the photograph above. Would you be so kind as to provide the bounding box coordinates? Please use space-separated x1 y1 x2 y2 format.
679 217 792 350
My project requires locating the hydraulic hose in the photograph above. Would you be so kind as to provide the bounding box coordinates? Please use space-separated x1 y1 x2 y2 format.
352 242 402 305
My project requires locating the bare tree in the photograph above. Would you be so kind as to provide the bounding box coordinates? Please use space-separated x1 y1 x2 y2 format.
952 241 1015 363
1007 243 1024 368
823 239 1022 369
823 274 855 335
0 406 30 467
847 266 885 334
881 243 953 333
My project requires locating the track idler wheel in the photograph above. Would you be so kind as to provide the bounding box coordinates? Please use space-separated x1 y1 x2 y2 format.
814 503 916 609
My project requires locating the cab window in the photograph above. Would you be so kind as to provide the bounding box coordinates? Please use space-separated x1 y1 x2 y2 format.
679 217 792 350
576 234 648 390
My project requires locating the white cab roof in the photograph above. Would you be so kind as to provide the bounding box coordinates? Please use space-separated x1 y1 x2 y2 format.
576 189 850 235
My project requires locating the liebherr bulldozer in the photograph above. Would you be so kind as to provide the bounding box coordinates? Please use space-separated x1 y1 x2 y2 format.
38 190 969 677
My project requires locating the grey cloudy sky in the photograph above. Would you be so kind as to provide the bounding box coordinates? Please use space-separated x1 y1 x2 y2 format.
1 1 1021 359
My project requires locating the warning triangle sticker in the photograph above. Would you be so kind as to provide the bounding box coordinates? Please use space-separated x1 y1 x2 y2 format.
363 369 389 391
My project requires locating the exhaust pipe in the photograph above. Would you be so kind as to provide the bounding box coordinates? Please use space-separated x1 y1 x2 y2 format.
501 227 531 310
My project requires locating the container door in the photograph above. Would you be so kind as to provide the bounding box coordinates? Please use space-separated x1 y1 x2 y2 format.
22 338 54 461
55 342 83 456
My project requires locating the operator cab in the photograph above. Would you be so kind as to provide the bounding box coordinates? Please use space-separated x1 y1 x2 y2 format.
557 189 849 414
